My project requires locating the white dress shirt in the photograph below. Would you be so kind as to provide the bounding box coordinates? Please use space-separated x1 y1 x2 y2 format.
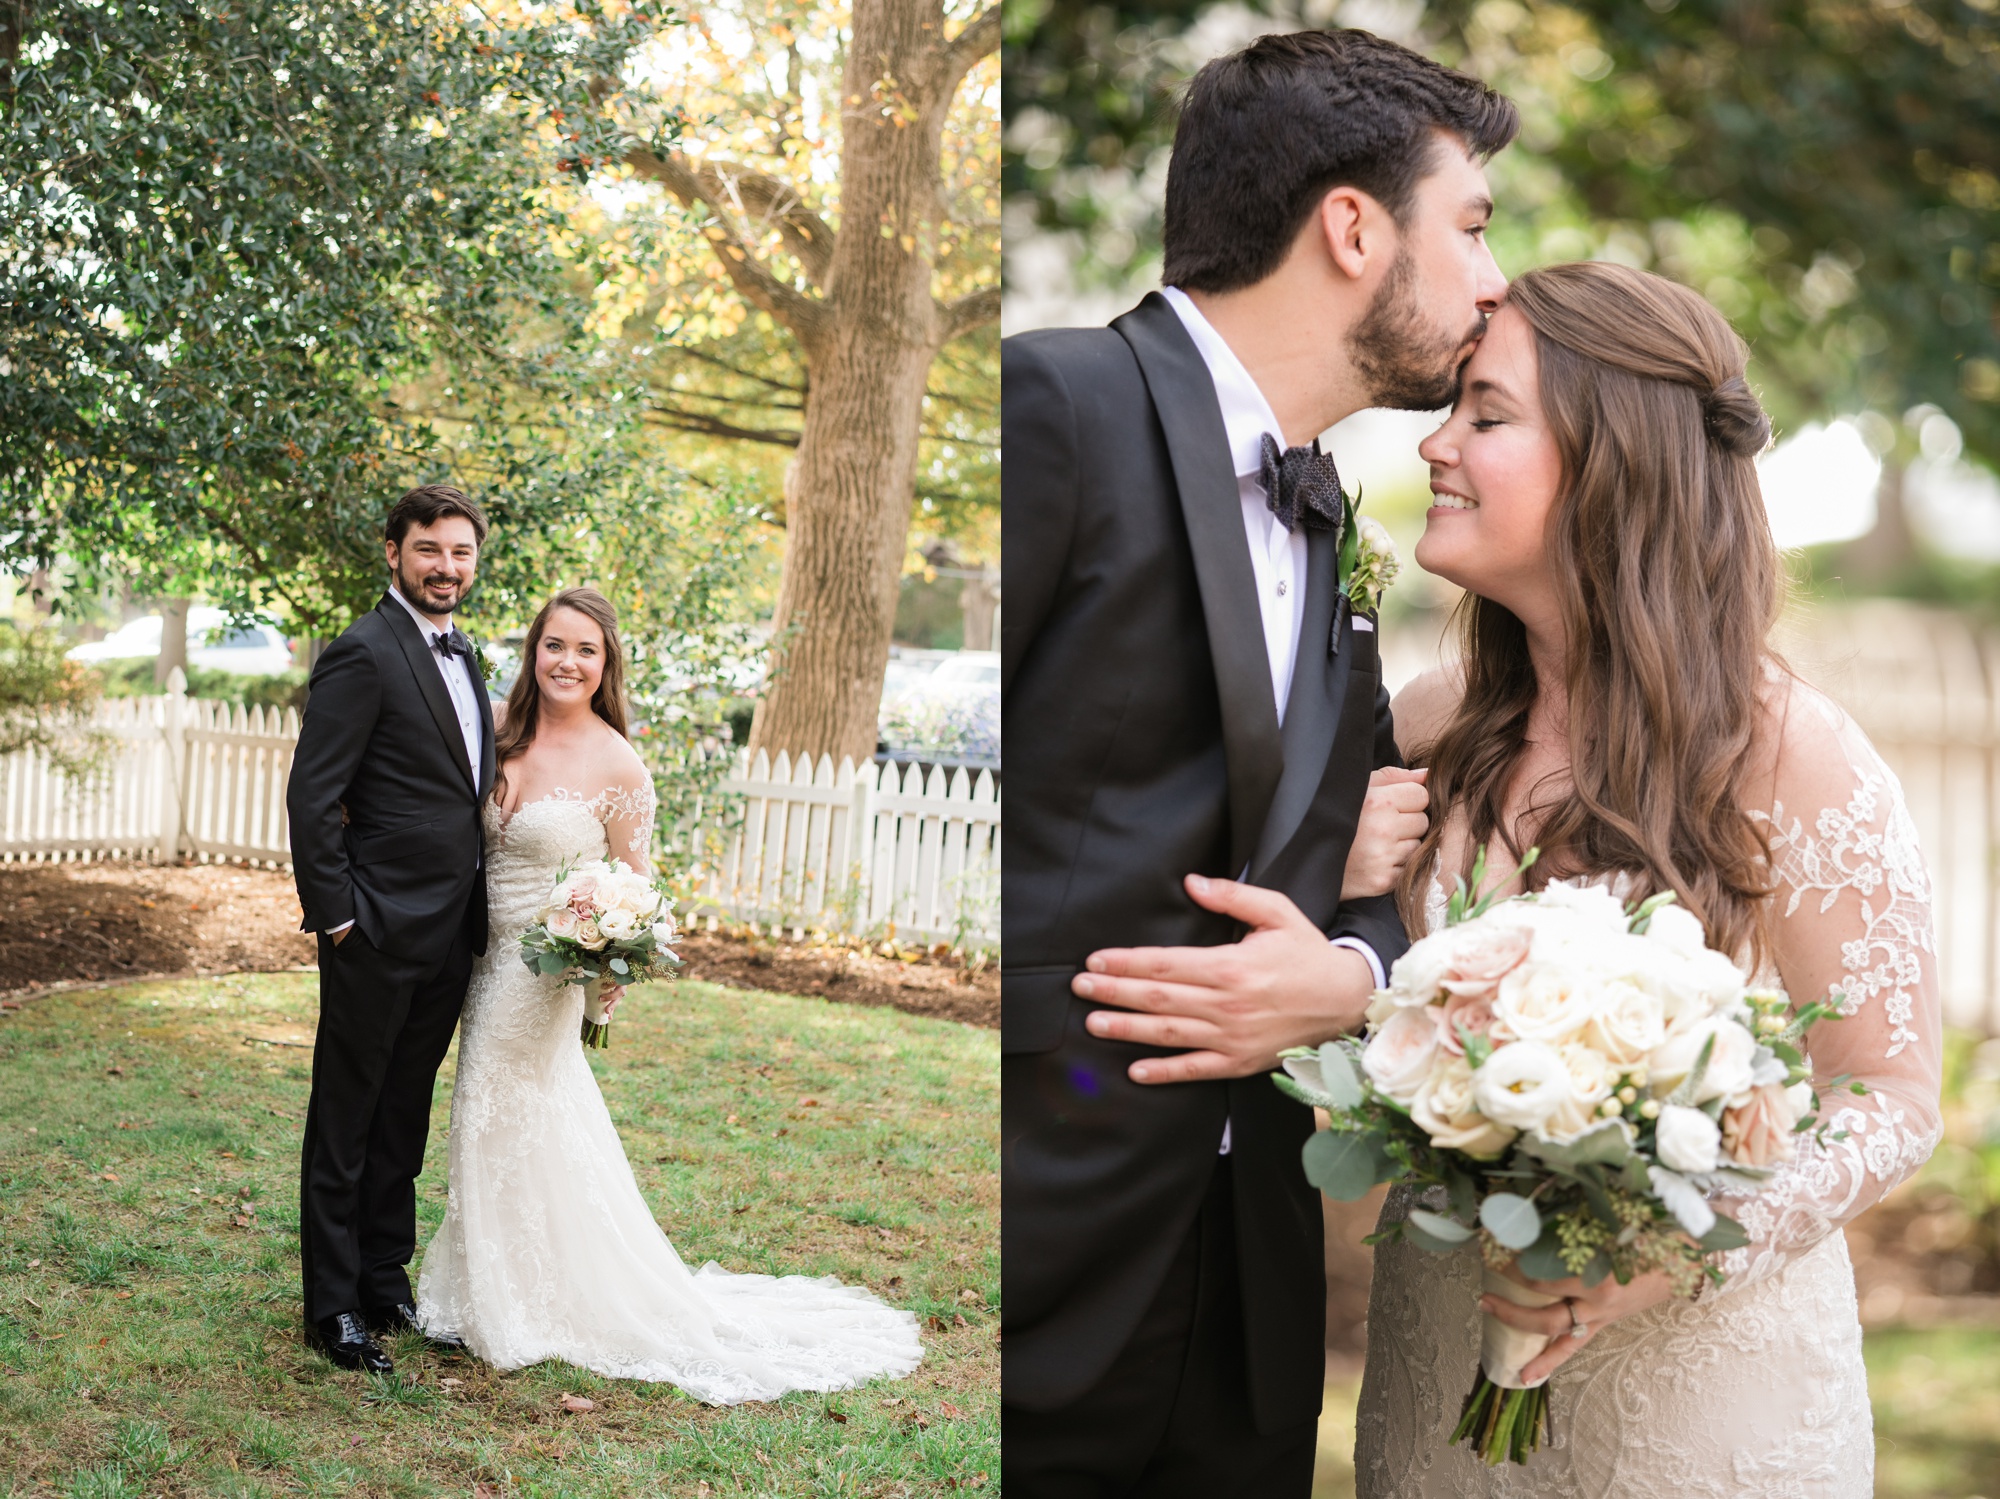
1162 288 1387 1154
325 588 484 938
387 585 484 786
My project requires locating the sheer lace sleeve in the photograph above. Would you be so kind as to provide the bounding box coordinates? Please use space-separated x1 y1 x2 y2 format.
1713 685 1943 1293
595 778 658 872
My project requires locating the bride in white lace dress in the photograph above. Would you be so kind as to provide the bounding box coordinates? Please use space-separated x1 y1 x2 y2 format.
1351 265 1940 1497
414 588 922 1401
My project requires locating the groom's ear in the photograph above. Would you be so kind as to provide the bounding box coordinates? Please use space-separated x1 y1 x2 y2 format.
1315 185 1384 285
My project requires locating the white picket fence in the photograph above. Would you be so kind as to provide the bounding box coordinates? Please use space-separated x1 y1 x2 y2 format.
0 671 299 866
683 749 1001 948
0 669 1002 950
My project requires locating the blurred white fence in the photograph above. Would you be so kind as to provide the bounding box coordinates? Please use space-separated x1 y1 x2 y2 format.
0 670 297 866
682 749 1001 949
0 670 1002 951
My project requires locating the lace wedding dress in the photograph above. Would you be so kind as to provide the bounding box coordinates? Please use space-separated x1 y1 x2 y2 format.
414 785 923 1402
1354 685 1943 1498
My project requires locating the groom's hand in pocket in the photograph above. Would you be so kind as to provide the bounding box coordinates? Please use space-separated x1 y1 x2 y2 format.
1075 876 1376 1084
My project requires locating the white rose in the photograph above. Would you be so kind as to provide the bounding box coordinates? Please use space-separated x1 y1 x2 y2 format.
575 917 608 951
597 908 640 943
649 919 680 956
1471 1040 1571 1132
1361 1006 1441 1104
1364 989 1400 1028
545 907 580 940
1784 1080 1813 1118
1536 879 1631 933
1494 964 1602 1047
1644 903 1709 958
1654 1103 1721 1173
549 879 577 909
1411 1055 1518 1159
1539 1041 1618 1142
1649 1016 1758 1105
1387 931 1457 1007
1583 980 1665 1067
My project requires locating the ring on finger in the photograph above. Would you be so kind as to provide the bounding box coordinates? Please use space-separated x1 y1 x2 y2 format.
1565 1300 1587 1340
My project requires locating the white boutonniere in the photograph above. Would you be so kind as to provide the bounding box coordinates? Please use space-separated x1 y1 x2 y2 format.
1342 507 1400 617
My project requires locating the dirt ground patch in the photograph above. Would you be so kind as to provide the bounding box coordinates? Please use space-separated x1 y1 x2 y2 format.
0 860 314 992
675 929 999 1029
0 859 1000 1029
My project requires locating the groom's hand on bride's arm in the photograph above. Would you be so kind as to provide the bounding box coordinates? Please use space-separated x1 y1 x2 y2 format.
1075 876 1377 1084
1342 767 1429 900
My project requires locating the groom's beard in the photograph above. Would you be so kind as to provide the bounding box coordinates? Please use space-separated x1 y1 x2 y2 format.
1346 247 1487 411
395 557 466 619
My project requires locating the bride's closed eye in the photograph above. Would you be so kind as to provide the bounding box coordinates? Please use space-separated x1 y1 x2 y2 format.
1470 418 1504 431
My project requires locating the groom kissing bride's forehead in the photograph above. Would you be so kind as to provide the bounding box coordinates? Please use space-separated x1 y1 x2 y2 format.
1002 26 1516 1497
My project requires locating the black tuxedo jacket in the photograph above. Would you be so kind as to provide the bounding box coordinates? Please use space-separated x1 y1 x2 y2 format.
1001 293 1411 1426
286 595 496 959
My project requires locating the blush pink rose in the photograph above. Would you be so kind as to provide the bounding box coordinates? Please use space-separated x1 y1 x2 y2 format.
1722 1083 1798 1167
1434 990 1499 1057
1440 925 1533 1000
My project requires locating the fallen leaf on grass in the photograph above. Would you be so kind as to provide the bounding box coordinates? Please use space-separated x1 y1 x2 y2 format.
824 1409 848 1424
114 1292 132 1301
474 1486 499 1499
954 1314 969 1327
697 1484 712 1498
901 1409 931 1429
558 1394 595 1414
939 1401 964 1418
26 1260 39 1269
106 1066 124 1078
724 1114 739 1125
440 1378 464 1392
348 1436 365 1449
957 1288 980 1303
230 1214 255 1229
927 1316 948 1332
99 1171 119 1182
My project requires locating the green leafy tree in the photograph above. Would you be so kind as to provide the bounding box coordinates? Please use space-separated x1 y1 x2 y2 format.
0 0 667 635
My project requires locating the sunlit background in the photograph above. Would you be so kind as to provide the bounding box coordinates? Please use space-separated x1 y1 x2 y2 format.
1005 2 2000 1493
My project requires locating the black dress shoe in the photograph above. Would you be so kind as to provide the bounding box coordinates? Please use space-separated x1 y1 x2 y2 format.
364 1301 467 1352
307 1311 393 1373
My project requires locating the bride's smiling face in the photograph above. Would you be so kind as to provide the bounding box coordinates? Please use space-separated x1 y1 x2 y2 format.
1414 305 1564 617
535 606 605 712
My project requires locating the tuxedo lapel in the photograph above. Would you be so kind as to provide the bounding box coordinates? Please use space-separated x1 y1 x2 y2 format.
1250 526 1351 880
474 662 496 800
376 596 478 797
1114 293 1281 877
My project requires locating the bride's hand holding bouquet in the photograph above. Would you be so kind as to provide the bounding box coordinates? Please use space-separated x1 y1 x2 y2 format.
1275 846 1857 1465
518 858 683 1047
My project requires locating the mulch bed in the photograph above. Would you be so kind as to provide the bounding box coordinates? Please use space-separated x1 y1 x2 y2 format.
0 860 999 1030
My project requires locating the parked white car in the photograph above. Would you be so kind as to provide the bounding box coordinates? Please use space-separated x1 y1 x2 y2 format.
67 608 296 677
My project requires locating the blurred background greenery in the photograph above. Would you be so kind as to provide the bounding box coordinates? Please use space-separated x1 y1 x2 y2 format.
1004 2 2000 1492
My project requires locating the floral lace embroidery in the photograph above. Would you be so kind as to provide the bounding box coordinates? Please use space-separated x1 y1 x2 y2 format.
494 782 656 865
1756 774 1932 1056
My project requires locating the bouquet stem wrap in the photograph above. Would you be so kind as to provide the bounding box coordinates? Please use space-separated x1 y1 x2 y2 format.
581 975 615 1049
1480 1269 1562 1389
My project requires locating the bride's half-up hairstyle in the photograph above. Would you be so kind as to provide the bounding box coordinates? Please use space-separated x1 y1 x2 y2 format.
1397 261 1784 963
493 587 630 802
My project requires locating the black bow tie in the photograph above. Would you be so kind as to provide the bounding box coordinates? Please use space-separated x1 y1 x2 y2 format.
432 628 472 660
1258 433 1346 535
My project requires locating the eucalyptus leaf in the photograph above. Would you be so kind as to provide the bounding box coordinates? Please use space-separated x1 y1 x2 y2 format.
1404 1208 1476 1252
1315 1042 1364 1110
1516 1221 1570 1281
1301 1131 1378 1202
1697 1214 1751 1253
1478 1193 1544 1251
1578 1250 1613 1288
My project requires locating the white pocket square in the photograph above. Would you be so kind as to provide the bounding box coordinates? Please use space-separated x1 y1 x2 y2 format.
1352 617 1375 633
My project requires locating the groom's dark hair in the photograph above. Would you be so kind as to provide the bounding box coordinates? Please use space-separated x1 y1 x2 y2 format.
385 484 489 547
1163 29 1517 293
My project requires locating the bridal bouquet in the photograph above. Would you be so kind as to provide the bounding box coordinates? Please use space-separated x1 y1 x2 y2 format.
1275 849 1857 1465
517 859 682 1048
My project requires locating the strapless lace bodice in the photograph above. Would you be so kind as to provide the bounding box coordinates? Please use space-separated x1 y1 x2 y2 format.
415 783 922 1402
1354 683 1941 1496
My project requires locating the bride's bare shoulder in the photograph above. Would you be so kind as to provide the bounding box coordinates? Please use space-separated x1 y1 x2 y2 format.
1391 664 1465 763
586 723 654 800
1747 667 1885 818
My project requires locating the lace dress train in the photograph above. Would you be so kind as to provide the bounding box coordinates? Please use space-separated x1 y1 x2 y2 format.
1354 684 1943 1497
415 788 923 1403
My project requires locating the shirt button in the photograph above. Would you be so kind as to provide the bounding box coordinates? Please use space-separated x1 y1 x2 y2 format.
1276 580 1288 597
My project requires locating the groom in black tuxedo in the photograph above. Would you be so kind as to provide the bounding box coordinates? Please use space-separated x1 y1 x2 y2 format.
285 485 496 1372
1002 30 1516 1496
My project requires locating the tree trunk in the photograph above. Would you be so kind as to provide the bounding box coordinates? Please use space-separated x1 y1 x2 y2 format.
962 564 1000 651
1835 460 1916 590
743 0 994 767
155 598 190 688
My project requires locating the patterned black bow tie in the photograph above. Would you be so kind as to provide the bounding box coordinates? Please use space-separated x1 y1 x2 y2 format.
1258 432 1346 534
432 628 472 660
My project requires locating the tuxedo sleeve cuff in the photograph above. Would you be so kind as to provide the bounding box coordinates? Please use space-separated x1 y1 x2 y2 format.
326 919 355 938
1329 935 1385 991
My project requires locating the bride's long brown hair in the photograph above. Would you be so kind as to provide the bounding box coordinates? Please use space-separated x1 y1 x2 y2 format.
1396 261 1785 963
492 588 630 803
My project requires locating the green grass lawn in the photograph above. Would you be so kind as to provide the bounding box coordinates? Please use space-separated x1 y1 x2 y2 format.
0 971 998 1497
1313 1326 2000 1497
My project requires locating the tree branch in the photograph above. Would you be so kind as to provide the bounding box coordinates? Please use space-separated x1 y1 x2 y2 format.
940 284 999 342
626 146 836 341
642 408 803 448
938 5 1001 101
